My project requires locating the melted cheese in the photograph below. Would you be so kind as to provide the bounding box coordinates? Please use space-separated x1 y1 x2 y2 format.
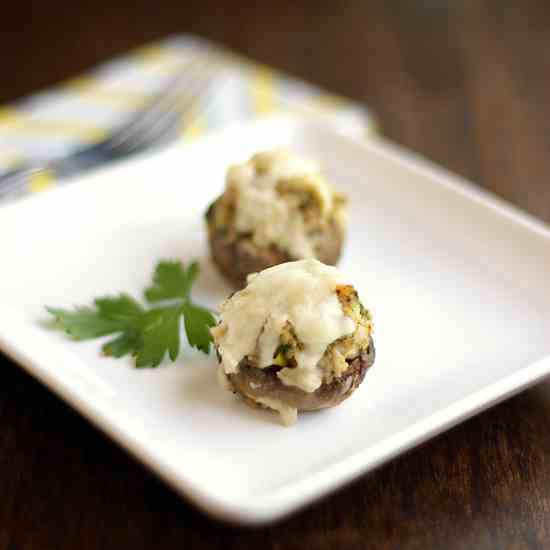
212 260 356 393
253 396 298 426
226 150 334 258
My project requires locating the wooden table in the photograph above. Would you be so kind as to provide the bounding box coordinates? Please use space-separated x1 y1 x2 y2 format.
2 2 550 548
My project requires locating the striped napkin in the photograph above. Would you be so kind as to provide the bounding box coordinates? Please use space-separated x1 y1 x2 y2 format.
0 35 376 200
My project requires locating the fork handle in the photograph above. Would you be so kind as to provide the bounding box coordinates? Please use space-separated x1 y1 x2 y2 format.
0 145 115 201
0 166 49 201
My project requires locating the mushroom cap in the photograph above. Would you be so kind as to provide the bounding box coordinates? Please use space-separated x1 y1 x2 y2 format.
226 336 375 412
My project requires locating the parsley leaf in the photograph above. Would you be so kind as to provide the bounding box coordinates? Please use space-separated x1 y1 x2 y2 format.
135 307 181 368
182 301 217 354
46 306 127 340
144 260 199 303
48 294 145 360
46 260 216 368
102 331 141 358
95 294 143 320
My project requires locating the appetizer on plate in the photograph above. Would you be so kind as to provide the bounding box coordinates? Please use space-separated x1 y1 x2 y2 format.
211 259 375 425
205 150 347 287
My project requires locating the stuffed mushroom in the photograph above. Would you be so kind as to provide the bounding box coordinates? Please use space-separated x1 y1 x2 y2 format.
211 259 375 425
206 150 347 287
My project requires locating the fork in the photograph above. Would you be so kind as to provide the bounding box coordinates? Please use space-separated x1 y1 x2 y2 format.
0 50 220 201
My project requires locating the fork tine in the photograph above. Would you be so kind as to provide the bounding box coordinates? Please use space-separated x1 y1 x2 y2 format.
108 56 204 141
106 52 221 155
0 50 223 199
120 74 218 153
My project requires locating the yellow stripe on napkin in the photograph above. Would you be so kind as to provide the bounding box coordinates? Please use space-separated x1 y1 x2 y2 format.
128 45 190 77
182 116 206 140
66 77 151 108
313 93 348 111
29 167 56 194
249 66 277 114
133 44 184 73
0 107 20 124
0 115 107 142
180 97 206 140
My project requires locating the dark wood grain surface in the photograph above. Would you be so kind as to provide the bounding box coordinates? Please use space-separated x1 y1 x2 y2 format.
2 2 550 549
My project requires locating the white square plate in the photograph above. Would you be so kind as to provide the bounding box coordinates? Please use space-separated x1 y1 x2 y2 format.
1 115 550 526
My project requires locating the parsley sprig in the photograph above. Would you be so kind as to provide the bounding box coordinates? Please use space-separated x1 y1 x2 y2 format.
46 260 217 368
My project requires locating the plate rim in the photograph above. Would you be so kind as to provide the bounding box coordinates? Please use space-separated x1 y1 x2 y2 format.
1 113 550 525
